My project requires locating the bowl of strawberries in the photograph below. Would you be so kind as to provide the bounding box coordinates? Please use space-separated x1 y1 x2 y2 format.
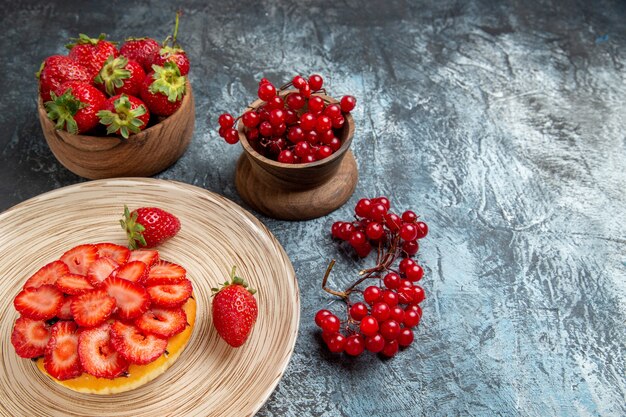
36 14 194 180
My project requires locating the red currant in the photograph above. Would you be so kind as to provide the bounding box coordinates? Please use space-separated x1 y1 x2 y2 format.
380 319 400 340
320 129 335 143
285 109 298 125
405 264 423 282
340 95 357 112
305 130 320 144
381 339 399 357
292 75 306 88
224 128 239 144
316 145 333 160
405 304 421 314
349 302 368 321
287 126 305 143
398 328 414 347
403 309 421 328
338 223 354 240
218 113 235 129
266 96 285 110
402 240 419 256
365 333 385 353
308 74 323 90
411 286 425 304
308 96 325 113
241 111 259 128
329 137 341 151
246 128 259 142
295 141 311 158
302 154 316 163
300 83 311 98
286 92 305 110
277 149 295 164
397 287 414 304
259 121 273 137
359 316 379 337
332 115 345 129
269 109 285 126
314 309 331 327
331 221 344 238
300 113 317 131
371 302 391 322
415 221 429 239
365 222 385 240
321 314 340 334
373 197 390 211
369 203 388 221
272 123 287 136
355 198 372 217
316 115 332 133
381 290 399 307
363 286 382 305
344 335 365 356
258 83 276 101
327 333 346 353
402 210 417 223
400 223 418 241
349 231 366 248
399 258 416 274
383 272 401 289
324 103 342 119
384 213 402 232
390 306 405 323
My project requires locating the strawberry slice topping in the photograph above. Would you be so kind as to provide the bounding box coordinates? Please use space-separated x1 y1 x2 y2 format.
14 284 63 320
135 307 187 338
113 261 148 283
95 243 131 264
110 320 167 365
128 249 159 267
55 274 95 295
57 296 74 320
71 289 116 327
86 257 119 286
44 321 83 380
102 276 150 320
78 323 128 379
146 278 193 308
23 260 70 289
11 317 51 358
145 261 186 285
60 244 99 275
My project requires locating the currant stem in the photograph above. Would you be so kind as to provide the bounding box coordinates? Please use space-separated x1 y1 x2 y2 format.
322 259 348 299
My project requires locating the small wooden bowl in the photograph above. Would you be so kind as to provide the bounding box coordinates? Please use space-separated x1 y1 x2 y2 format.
37 82 195 179
235 90 358 220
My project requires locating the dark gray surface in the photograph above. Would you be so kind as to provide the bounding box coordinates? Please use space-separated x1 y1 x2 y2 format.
1 0 625 416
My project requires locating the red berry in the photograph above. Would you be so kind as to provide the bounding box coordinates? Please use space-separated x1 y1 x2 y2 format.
365 222 385 240
402 240 419 256
321 314 341 334
308 74 323 90
324 103 342 119
329 137 341 151
246 128 259 141
316 145 333 160
302 154 316 163
285 109 298 125
305 130 320 144
287 126 304 143
365 333 385 353
373 197 391 210
415 221 429 239
315 309 332 327
266 96 284 110
308 96 325 113
327 333 346 353
390 306 405 323
258 82 276 101
411 286 425 304
381 339 399 357
355 198 372 218
398 328 414 347
292 75 306 89
397 287 414 304
332 115 345 129
384 213 402 232
340 95 356 112
363 286 382 305
224 128 239 144
380 319 401 340
400 223 418 241
269 109 285 126
331 221 344 238
299 83 311 98
344 334 365 356
300 113 317 131
218 113 234 129
316 115 332 133
383 272 401 289
403 309 421 328
371 302 391 322
338 223 355 240
320 129 335 143
405 264 424 282
369 203 388 221
359 316 379 337
278 149 295 164
399 258 416 274
402 210 417 223
295 141 311 158
286 92 305 110
259 121 273 137
349 302 368 321
348 231 366 248
259 78 271 85
381 290 399 307
242 111 260 128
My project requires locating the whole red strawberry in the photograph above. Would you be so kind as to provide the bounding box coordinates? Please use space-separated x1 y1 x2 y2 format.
119 37 160 72
94 56 146 97
67 33 119 79
151 12 190 76
121 205 181 249
37 55 91 102
97 94 150 139
139 61 186 116
45 81 107 134
211 267 258 347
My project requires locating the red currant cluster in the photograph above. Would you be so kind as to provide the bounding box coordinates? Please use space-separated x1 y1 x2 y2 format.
217 74 356 164
315 196 429 358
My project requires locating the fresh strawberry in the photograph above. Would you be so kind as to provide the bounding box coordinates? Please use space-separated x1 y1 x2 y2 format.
95 243 130 264
128 249 159 267
145 261 186 286
45 81 107 134
135 307 187 338
67 33 119 79
139 62 186 116
211 267 258 347
14 284 63 320
37 55 91 102
78 323 128 378
23 260 70 289
11 317 51 358
94 56 146 97
119 37 160 72
60 244 99 276
55 274 95 295
97 94 150 139
102 276 150 320
71 289 116 327
146 278 192 308
44 321 83 380
113 261 148 283
57 296 74 320
110 321 167 365
151 12 190 76
86 257 119 286
121 205 181 249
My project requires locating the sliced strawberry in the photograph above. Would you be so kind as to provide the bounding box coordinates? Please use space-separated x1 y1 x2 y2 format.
11 317 51 358
78 323 128 379
44 321 82 380
146 279 193 308
55 274 95 295
60 244 99 275
14 284 63 320
145 261 186 285
102 276 150 321
86 257 119 286
96 243 130 264
57 296 74 320
23 260 70 289
128 249 159 267
110 320 167 365
135 307 187 338
71 289 116 327
113 261 148 283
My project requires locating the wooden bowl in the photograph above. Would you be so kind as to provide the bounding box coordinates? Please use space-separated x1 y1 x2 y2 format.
235 90 358 220
37 82 195 179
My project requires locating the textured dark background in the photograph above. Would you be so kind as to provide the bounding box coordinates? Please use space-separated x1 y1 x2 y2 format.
1 0 625 416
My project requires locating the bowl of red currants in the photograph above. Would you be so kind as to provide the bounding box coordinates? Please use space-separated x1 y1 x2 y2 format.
218 74 359 220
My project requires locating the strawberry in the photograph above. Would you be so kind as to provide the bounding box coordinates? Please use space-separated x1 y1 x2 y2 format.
67 33 119 79
119 37 160 72
102 276 150 320
146 278 192 308
71 289 116 327
57 296 74 320
60 244 99 276
110 321 167 365
23 260 70 289
11 317 51 358
37 55 91 102
45 81 107 134
86 257 119 286
97 94 150 139
95 242 130 264
151 12 190 76
145 261 186 286
94 56 146 97
55 274 95 295
121 205 181 249
135 307 187 338
78 323 128 378
211 267 258 347
113 261 148 283
44 321 83 380
139 62 186 116
128 249 159 267
14 284 63 320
